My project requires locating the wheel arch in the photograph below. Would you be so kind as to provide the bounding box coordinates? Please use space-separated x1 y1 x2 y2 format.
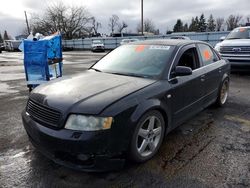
130 99 171 135
222 72 230 81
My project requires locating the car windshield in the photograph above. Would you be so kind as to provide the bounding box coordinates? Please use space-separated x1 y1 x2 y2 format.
93 40 102 44
92 44 175 78
226 28 250 39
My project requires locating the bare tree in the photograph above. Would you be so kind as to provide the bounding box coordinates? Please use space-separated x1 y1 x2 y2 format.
118 21 128 33
246 15 250 23
144 19 156 33
108 15 119 35
226 14 242 31
91 17 102 36
216 17 224 31
30 3 92 39
137 19 156 33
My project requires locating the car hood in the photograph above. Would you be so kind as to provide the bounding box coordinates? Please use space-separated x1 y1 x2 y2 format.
220 39 250 46
30 70 156 115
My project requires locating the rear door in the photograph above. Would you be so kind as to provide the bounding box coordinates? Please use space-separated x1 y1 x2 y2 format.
196 43 224 106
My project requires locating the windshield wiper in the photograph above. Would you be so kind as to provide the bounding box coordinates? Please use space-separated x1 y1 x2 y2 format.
90 67 102 72
227 37 242 40
109 72 151 78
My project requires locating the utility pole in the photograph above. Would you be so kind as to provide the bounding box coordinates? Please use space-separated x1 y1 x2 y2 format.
24 11 30 34
141 0 143 35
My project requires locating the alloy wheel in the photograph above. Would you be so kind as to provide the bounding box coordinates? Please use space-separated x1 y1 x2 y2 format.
220 79 229 105
136 115 162 157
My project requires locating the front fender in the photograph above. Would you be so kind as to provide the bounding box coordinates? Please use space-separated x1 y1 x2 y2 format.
130 98 171 133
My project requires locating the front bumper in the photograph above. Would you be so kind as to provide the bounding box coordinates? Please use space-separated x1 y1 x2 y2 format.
22 111 125 172
221 56 250 71
92 46 105 52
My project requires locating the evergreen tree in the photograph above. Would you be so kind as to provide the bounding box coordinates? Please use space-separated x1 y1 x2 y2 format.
207 14 216 32
189 17 196 31
0 32 3 43
183 23 188 32
189 17 199 32
195 16 199 31
3 30 9 40
173 19 184 32
198 13 207 32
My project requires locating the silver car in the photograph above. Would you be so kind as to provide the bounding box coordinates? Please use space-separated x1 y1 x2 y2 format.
91 40 105 52
214 26 250 71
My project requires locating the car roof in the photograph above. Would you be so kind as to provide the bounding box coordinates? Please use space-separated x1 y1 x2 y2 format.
236 26 250 29
129 39 203 47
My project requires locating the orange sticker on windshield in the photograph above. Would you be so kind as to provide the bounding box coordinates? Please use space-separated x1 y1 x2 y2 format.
135 45 145 52
203 50 211 60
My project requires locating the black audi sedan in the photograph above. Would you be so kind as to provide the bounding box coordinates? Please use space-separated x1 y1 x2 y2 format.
22 39 230 171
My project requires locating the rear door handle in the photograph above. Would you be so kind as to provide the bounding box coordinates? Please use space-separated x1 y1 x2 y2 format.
219 67 222 73
200 75 205 82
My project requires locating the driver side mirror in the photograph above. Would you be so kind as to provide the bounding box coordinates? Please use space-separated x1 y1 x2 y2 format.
174 66 192 77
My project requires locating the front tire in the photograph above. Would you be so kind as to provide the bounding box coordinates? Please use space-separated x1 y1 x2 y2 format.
216 78 229 107
129 110 165 163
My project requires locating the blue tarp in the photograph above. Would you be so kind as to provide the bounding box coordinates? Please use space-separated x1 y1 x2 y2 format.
22 35 63 88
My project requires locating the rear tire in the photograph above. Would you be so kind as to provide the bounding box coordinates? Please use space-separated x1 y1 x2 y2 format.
216 78 229 107
129 110 165 163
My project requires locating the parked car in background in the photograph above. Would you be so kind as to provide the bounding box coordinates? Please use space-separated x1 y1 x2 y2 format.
4 40 22 51
22 39 230 171
120 38 139 45
214 26 250 71
91 40 105 52
170 36 190 40
62 46 73 51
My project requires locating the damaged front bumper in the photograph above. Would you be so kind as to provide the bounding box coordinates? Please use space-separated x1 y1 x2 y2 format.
22 111 125 172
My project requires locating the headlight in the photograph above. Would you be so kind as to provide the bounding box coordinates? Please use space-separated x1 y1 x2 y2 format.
214 44 221 52
65 114 113 131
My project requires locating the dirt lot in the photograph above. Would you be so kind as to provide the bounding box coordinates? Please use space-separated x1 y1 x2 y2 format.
0 51 249 188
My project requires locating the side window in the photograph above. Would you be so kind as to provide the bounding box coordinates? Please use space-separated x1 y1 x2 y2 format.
176 48 200 70
197 44 217 66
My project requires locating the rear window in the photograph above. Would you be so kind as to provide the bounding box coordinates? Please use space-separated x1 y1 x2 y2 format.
197 44 217 66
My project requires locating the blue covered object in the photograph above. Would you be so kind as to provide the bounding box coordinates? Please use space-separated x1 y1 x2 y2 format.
23 35 63 90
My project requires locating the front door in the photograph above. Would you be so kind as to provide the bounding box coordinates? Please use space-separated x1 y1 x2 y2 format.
168 45 205 127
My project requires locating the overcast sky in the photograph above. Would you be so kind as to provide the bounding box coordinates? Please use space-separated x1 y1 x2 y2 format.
0 0 249 38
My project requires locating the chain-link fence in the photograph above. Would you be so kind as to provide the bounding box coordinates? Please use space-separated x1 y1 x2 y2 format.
62 31 230 50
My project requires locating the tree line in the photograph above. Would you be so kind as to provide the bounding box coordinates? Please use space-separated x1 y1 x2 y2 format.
2 2 250 40
172 14 248 33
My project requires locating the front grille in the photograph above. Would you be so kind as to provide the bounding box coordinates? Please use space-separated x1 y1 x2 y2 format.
220 46 250 54
26 100 62 127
